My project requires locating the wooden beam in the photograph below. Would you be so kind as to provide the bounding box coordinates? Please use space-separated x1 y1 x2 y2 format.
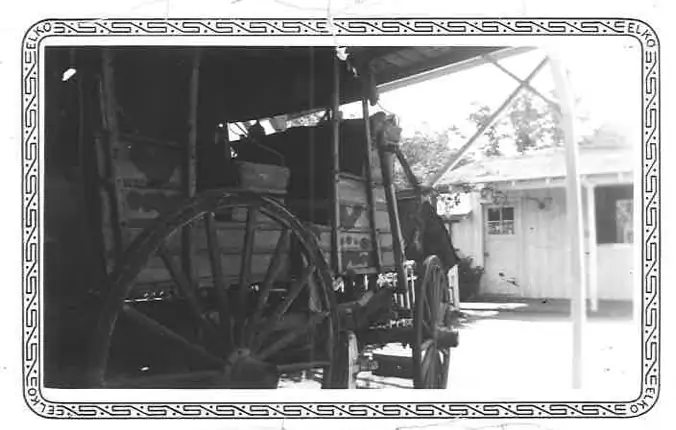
309 47 316 224
362 97 383 272
378 145 408 293
288 47 537 125
393 146 421 190
331 53 342 274
378 47 537 95
100 49 129 259
550 54 586 390
428 57 550 187
484 53 560 113
182 49 201 285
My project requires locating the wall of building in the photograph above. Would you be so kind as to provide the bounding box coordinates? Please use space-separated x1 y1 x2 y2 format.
450 184 634 301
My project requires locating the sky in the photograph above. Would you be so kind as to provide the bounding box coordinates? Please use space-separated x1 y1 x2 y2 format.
236 40 641 153
341 40 641 149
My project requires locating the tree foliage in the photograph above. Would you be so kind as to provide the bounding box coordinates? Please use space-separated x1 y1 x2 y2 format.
393 126 463 188
467 91 565 156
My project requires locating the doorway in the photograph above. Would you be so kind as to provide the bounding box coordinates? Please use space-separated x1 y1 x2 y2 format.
483 204 521 296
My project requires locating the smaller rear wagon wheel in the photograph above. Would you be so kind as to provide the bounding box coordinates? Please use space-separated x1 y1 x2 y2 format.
412 255 453 389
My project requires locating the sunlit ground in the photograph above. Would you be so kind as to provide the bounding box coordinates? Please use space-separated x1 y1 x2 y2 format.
278 300 641 402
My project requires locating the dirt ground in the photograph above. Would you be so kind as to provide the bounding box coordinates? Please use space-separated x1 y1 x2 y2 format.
278 298 640 399
266 299 649 430
358 299 640 400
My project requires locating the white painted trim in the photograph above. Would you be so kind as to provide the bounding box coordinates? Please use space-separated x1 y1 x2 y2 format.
586 183 599 312
480 173 634 191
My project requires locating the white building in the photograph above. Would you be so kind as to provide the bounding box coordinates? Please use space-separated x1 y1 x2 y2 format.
437 144 635 302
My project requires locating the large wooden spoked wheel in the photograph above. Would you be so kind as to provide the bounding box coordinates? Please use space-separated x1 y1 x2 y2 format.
89 190 337 389
412 255 452 389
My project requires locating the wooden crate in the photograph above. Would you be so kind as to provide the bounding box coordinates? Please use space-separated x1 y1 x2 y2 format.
236 161 289 194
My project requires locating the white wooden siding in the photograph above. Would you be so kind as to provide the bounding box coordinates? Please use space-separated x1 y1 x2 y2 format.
450 186 634 300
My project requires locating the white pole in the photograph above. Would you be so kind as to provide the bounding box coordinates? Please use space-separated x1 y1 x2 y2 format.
586 183 599 312
549 53 587 390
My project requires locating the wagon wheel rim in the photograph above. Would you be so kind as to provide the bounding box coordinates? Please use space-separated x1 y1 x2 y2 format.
412 255 452 389
89 191 337 388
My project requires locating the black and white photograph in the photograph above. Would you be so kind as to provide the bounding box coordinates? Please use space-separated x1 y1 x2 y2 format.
40 42 643 395
0 1 670 429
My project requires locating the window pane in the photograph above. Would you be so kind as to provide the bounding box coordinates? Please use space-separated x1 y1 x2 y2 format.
616 199 633 244
488 221 500 234
502 221 515 235
487 208 501 222
502 207 515 221
595 185 633 244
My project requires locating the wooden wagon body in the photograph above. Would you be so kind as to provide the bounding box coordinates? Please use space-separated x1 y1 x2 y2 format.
44 45 503 389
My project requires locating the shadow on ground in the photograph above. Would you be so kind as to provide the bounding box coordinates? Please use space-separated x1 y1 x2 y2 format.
456 297 633 329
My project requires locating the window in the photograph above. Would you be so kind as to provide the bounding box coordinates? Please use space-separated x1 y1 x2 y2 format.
486 206 515 235
595 185 633 244
615 199 634 244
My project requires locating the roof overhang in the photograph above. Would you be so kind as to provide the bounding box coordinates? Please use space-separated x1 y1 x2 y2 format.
439 171 634 192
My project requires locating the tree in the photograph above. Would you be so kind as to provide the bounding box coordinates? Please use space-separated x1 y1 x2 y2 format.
393 125 464 188
467 91 565 157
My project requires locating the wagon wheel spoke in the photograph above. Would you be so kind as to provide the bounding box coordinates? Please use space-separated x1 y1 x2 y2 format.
252 229 290 325
421 314 433 337
252 264 316 350
237 204 259 318
121 304 226 369
204 211 233 344
420 340 435 385
435 302 446 327
157 248 220 344
256 311 328 361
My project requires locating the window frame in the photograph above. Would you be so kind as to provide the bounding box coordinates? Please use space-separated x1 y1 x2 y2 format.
486 205 516 236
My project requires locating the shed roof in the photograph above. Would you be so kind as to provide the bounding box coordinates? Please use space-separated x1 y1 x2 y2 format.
436 145 635 187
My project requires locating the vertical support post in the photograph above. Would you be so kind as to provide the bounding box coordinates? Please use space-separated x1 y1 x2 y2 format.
550 54 587 389
361 97 382 272
100 49 128 261
183 49 201 281
309 47 316 224
586 183 599 312
378 145 408 293
331 53 342 274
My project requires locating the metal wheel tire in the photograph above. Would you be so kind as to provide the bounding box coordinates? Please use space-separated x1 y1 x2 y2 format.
88 189 338 389
412 255 452 389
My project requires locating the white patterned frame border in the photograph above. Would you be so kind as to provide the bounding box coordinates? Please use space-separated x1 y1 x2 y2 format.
21 18 660 419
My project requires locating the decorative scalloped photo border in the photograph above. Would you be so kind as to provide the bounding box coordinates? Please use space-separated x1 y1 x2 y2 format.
21 18 660 419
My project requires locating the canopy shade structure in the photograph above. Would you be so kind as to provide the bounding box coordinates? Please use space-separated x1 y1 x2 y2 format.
49 45 514 125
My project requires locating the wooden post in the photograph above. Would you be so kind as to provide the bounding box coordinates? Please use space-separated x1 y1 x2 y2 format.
331 53 342 274
586 183 599 312
550 54 587 389
378 145 408 293
100 49 128 260
361 97 382 272
309 47 316 223
183 49 201 281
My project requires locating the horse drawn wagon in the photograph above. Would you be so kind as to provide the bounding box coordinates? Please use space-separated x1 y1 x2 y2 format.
44 45 502 389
